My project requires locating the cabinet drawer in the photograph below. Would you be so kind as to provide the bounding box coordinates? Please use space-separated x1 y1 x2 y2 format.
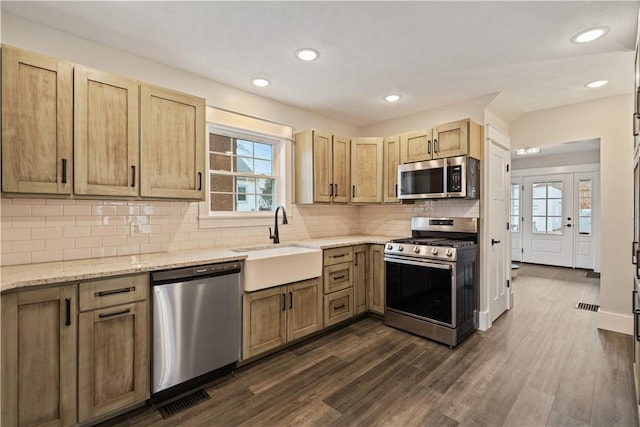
323 246 354 266
324 288 354 327
323 262 353 294
79 274 148 311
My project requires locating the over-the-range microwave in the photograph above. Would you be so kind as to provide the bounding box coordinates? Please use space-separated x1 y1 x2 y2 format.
398 155 479 200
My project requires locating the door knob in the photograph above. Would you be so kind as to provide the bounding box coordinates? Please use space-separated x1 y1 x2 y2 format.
491 239 501 245
566 224 572 228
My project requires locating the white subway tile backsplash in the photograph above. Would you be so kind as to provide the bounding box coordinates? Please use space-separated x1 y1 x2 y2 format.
3 228 31 241
45 238 75 251
1 204 31 217
32 249 63 263
2 252 31 265
12 239 45 253
32 205 64 217
32 227 63 240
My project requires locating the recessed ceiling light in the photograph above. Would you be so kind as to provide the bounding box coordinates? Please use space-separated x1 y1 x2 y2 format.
295 48 319 61
585 80 608 88
384 94 402 103
251 78 271 87
515 147 541 156
571 27 609 44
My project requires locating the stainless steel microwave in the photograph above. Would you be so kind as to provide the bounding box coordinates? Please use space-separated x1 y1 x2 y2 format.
398 156 479 200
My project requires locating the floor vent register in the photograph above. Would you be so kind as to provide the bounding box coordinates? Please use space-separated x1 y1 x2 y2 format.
158 389 211 419
575 302 600 312
585 271 601 279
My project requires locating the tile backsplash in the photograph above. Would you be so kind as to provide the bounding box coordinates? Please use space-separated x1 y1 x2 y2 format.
0 197 478 266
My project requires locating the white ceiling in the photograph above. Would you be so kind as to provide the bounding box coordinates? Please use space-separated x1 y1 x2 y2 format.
2 1 638 127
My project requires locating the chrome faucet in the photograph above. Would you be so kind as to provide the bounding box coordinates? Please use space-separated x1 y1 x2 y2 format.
269 205 288 244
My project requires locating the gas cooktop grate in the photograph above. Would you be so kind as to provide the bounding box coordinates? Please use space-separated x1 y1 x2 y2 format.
157 389 210 419
575 302 600 312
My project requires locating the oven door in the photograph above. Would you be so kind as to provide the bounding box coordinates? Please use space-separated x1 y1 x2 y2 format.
398 159 447 199
384 255 456 328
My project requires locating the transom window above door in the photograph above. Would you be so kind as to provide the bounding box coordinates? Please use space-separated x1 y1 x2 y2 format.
531 180 564 234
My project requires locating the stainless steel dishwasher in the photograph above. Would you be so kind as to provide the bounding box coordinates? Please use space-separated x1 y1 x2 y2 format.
151 261 241 402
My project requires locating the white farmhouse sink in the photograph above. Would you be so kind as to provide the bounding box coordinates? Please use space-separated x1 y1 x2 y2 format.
233 245 322 292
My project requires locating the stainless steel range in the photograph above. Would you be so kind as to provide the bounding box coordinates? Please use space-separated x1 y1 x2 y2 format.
384 217 479 347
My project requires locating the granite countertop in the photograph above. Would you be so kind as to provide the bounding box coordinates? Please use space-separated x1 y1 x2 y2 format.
1 234 398 293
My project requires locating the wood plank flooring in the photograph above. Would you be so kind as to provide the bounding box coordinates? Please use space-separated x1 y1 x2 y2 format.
105 264 638 426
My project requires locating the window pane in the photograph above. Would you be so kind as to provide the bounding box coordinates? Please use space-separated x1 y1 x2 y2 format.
237 193 256 212
237 177 256 194
511 215 520 232
511 184 519 199
579 217 592 234
254 159 272 175
236 140 254 157
210 153 232 172
579 180 592 193
547 217 563 235
547 199 562 216
532 183 547 198
258 178 274 195
255 143 272 160
532 199 546 216
211 173 234 192
548 181 563 197
259 195 273 211
532 217 547 233
579 198 591 213
511 200 519 216
210 134 232 153
235 156 254 173
210 193 233 211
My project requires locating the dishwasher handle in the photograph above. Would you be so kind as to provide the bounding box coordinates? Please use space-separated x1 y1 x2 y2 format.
152 261 242 285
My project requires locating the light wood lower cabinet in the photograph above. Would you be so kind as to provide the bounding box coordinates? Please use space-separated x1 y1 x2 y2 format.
78 273 148 423
353 245 369 314
324 288 354 327
1 284 78 427
243 278 322 360
368 244 385 314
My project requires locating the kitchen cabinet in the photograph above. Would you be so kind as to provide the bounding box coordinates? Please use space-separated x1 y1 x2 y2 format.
432 119 483 160
242 277 322 360
140 83 206 200
400 129 433 164
368 244 385 314
353 244 369 314
350 137 383 203
383 135 401 203
78 274 149 423
322 246 355 327
1 284 78 427
294 129 350 203
74 66 139 196
2 45 73 195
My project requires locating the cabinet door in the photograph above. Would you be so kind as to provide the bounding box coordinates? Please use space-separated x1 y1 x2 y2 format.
350 137 383 203
1 284 77 427
2 46 73 194
140 84 205 199
433 119 469 159
242 287 286 359
368 244 385 314
78 301 148 422
287 278 323 342
332 136 350 203
74 66 139 196
312 130 333 203
353 245 368 314
323 262 353 293
383 135 401 203
400 129 432 163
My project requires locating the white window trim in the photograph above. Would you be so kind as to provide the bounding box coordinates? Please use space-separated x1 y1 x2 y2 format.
198 121 293 229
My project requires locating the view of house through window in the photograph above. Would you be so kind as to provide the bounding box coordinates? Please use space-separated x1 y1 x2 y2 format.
209 131 277 213
510 183 520 233
531 180 564 234
578 179 592 235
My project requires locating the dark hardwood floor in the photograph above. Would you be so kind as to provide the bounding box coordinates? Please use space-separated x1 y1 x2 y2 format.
108 264 638 426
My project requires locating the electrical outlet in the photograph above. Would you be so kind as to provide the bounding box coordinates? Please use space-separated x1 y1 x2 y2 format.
130 221 141 236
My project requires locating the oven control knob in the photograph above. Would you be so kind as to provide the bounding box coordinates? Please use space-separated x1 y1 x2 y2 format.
431 248 439 255
445 249 452 257
413 246 420 254
386 244 393 250
398 245 404 252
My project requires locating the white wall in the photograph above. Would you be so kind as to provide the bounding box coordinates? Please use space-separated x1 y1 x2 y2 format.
510 94 634 334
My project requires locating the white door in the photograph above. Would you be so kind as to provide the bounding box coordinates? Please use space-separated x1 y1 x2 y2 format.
511 178 523 262
522 174 574 267
488 141 510 322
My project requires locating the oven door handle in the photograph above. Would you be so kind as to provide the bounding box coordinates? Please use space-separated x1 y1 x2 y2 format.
384 256 453 270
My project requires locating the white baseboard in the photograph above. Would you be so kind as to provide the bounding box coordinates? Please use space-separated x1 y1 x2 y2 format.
597 309 633 335
477 310 491 331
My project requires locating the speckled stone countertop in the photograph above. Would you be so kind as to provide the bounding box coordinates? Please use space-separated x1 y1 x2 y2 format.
0 235 398 293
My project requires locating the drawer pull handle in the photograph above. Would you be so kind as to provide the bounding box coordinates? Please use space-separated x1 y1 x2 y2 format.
96 287 134 297
334 304 346 311
289 291 293 309
334 275 346 280
282 293 286 311
99 308 131 319
332 254 346 258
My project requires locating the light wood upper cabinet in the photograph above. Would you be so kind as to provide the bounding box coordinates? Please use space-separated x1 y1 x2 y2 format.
2 46 73 195
2 284 78 427
432 119 483 160
140 84 206 199
368 244 385 315
350 137 383 203
74 66 139 196
353 244 368 315
400 129 433 164
295 129 350 204
383 135 401 203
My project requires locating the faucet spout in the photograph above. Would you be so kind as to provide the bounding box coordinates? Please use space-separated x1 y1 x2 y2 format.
270 205 288 244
